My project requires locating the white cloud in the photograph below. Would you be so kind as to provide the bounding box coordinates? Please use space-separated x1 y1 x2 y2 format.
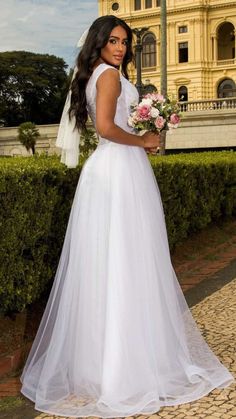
0 0 98 68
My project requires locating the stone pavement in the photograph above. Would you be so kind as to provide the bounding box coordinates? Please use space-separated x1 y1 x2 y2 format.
0 268 235 418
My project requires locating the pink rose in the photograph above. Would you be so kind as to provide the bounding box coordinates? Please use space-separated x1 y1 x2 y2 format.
144 93 164 102
137 104 151 120
155 116 165 129
170 113 180 125
155 93 165 102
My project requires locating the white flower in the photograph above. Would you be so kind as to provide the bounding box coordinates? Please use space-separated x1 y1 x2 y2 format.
138 129 148 136
128 116 135 127
168 122 179 130
168 122 179 132
150 107 160 118
140 98 153 106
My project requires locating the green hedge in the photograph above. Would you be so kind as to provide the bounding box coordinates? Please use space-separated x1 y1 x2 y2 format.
149 151 236 247
0 151 235 313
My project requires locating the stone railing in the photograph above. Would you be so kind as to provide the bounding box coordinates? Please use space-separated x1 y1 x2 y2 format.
179 97 236 112
216 58 236 66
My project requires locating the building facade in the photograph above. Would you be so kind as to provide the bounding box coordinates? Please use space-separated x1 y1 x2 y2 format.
98 0 236 101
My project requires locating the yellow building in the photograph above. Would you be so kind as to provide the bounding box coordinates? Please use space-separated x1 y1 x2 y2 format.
98 0 236 101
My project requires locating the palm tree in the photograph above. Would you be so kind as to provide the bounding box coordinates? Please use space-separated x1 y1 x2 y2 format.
18 122 40 155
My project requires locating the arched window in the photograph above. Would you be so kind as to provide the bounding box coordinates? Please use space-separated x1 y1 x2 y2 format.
217 79 236 98
178 86 188 101
217 22 235 60
142 33 156 68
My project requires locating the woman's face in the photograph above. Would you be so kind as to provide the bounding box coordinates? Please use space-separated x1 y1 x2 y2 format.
100 25 128 66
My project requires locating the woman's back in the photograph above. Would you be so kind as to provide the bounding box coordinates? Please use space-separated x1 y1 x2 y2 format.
86 63 139 143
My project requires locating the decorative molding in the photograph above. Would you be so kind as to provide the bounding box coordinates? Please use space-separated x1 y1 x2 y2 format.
174 78 191 86
209 2 236 11
114 1 236 21
211 17 236 35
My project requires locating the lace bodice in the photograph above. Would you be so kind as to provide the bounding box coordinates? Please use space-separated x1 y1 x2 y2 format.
86 63 139 145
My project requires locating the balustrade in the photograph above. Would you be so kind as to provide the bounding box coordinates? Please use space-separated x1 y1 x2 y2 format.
178 97 236 112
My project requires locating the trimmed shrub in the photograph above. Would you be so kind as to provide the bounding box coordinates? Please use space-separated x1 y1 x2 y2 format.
0 151 235 313
80 128 98 158
0 155 79 313
149 151 236 247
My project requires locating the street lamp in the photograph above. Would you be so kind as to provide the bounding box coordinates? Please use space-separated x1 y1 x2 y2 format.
160 0 167 155
132 27 149 99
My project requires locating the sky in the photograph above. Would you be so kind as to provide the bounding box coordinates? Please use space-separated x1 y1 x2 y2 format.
0 0 99 70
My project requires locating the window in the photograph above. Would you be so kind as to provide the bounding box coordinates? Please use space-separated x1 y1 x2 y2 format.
111 2 119 11
142 33 156 68
179 26 188 34
156 0 161 6
218 78 236 98
134 0 141 10
178 86 188 101
217 22 235 60
145 0 152 7
178 42 188 63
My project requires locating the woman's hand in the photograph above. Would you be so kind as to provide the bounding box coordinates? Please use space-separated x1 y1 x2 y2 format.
142 132 160 151
146 147 160 155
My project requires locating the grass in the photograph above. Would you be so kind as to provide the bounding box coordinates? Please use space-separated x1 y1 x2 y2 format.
0 396 25 411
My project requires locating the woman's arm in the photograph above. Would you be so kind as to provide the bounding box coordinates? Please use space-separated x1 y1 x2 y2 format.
96 68 159 149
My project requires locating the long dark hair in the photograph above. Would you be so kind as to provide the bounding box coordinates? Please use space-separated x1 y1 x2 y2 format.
69 15 134 132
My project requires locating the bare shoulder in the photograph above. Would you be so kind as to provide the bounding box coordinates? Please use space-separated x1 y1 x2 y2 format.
96 67 120 89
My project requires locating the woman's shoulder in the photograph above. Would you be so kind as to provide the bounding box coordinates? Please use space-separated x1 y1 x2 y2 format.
87 63 120 93
93 62 118 71
92 63 119 80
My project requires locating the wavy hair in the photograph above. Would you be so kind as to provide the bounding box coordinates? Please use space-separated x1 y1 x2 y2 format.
69 15 134 132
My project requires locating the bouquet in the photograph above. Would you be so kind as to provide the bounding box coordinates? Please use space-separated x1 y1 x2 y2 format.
128 93 181 152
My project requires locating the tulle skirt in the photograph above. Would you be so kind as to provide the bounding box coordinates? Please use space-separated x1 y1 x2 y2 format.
20 141 234 417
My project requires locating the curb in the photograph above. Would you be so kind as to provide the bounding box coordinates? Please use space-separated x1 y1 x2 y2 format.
0 342 32 381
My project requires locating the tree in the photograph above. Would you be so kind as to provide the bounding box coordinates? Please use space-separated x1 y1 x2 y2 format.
18 122 40 155
0 51 69 127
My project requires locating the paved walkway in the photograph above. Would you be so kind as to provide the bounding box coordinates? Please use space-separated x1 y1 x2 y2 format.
0 270 235 419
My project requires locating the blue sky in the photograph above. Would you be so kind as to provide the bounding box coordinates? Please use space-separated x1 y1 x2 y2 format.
0 0 99 69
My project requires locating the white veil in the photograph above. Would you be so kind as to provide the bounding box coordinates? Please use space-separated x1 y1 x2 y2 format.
55 28 89 168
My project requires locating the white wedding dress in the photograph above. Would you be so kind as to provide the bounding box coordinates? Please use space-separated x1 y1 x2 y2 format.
20 63 234 418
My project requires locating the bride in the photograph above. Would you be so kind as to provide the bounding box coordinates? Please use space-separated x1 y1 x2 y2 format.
20 15 234 418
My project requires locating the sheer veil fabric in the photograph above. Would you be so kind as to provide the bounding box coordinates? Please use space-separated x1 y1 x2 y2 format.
55 66 80 168
20 63 234 418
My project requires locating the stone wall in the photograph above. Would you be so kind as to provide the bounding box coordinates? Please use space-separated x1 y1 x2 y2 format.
0 109 236 157
165 109 236 150
0 124 60 157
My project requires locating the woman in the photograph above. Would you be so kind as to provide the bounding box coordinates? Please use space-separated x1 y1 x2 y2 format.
21 15 234 418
